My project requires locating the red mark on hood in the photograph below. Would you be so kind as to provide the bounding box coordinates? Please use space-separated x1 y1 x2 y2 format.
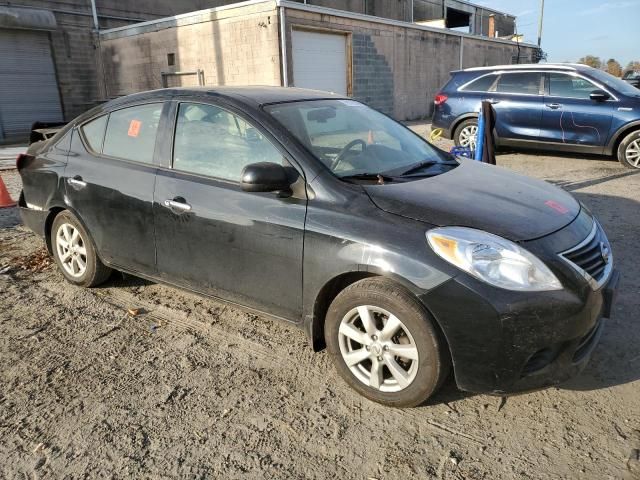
545 200 569 214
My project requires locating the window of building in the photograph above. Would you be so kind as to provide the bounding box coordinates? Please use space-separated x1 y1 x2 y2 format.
102 103 163 164
173 103 283 182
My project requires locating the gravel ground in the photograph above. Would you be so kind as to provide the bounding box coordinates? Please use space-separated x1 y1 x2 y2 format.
1 136 639 479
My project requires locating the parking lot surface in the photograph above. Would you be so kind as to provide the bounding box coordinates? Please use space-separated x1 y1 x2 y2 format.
1 135 639 479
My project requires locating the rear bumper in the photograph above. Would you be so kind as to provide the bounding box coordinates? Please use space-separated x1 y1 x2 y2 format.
18 192 47 238
420 268 619 395
431 110 453 139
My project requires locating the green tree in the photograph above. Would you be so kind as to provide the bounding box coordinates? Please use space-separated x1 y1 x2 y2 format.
606 58 622 77
578 55 602 69
626 60 640 72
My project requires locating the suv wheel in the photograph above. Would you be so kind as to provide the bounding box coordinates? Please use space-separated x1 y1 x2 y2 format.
325 278 449 407
454 119 478 150
51 211 112 287
617 130 640 169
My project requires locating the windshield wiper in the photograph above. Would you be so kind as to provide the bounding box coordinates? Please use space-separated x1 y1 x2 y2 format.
340 173 396 184
398 159 456 176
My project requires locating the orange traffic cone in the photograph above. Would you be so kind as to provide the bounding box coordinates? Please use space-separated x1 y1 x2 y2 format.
0 176 16 208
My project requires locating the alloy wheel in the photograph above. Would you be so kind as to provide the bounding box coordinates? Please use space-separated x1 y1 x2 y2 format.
626 139 640 168
459 125 478 149
56 223 87 278
338 305 419 393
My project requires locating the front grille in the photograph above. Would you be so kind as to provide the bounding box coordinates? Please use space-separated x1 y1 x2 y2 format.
560 222 611 286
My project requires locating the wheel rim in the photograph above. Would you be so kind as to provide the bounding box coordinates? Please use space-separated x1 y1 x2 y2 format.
625 139 640 168
55 223 87 278
338 305 419 393
459 125 478 149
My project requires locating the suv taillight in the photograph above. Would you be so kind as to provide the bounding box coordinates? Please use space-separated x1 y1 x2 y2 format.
434 93 448 106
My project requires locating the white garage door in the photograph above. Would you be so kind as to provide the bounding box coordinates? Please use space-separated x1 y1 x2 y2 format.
0 29 63 143
291 30 348 95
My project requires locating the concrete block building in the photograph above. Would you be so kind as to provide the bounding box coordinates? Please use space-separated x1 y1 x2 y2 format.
0 0 531 142
0 0 216 143
100 0 535 121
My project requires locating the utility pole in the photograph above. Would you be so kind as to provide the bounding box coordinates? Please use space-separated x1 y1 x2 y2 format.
537 0 545 47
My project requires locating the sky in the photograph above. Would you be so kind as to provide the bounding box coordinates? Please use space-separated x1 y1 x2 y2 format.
472 0 640 67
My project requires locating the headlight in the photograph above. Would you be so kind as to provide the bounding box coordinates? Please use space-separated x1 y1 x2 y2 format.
426 227 562 291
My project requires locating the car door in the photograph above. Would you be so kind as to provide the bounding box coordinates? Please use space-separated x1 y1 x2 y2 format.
64 102 167 275
539 72 615 149
153 100 307 321
484 71 544 142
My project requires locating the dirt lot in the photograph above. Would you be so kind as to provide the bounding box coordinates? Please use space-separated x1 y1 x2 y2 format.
1 139 639 479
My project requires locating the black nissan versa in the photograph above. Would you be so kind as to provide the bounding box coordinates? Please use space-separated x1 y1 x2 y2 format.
17 87 619 407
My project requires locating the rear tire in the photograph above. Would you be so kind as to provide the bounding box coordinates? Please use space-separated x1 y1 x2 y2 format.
617 130 640 169
51 211 112 287
453 118 478 149
325 278 450 408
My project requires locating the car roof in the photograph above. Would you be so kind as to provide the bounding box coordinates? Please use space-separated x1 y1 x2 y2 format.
105 86 347 110
457 63 592 73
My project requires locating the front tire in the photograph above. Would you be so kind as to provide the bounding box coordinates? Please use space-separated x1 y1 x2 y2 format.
51 211 112 287
325 278 449 407
617 130 640 169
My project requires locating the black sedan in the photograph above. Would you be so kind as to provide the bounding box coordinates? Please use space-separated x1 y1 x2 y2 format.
17 87 619 407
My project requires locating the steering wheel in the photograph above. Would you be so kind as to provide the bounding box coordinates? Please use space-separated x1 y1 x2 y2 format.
331 139 367 170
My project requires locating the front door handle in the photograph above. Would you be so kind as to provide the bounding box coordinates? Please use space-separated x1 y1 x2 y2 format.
67 176 87 188
164 198 192 213
546 103 562 110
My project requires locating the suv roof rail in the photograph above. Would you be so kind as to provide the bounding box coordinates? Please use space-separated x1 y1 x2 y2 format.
462 64 579 72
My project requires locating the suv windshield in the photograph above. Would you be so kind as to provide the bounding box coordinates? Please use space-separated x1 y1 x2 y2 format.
588 68 640 96
264 99 455 179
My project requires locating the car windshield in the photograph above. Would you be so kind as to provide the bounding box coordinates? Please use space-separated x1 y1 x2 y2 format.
264 99 455 179
623 71 640 80
588 68 640 96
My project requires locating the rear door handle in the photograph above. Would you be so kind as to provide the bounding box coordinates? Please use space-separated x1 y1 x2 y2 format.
164 198 192 213
546 103 562 110
67 176 87 188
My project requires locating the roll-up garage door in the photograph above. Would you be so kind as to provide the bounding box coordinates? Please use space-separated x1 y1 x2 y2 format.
0 29 63 143
291 29 348 96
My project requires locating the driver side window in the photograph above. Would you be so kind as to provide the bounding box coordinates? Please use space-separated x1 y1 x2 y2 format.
549 73 598 100
172 103 283 182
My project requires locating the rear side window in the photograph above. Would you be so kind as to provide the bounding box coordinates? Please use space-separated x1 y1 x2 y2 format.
549 73 598 99
495 72 543 95
81 115 107 152
103 104 163 164
461 74 497 92
172 103 283 182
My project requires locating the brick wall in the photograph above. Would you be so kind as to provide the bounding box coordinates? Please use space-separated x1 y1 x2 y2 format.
100 3 281 96
285 8 535 120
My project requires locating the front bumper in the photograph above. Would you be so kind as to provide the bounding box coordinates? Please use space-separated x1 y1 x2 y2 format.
420 262 619 396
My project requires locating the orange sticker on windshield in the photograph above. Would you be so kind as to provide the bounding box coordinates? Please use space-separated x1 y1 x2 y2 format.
128 120 141 137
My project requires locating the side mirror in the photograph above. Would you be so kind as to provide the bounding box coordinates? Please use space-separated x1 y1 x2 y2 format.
241 162 291 193
590 90 610 102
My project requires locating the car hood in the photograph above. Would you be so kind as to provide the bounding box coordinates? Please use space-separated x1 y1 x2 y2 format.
363 159 580 242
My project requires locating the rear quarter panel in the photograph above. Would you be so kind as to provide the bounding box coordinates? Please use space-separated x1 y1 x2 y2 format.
19 131 72 235
432 72 484 133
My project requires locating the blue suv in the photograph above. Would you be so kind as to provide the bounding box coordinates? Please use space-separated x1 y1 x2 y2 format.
432 64 640 169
